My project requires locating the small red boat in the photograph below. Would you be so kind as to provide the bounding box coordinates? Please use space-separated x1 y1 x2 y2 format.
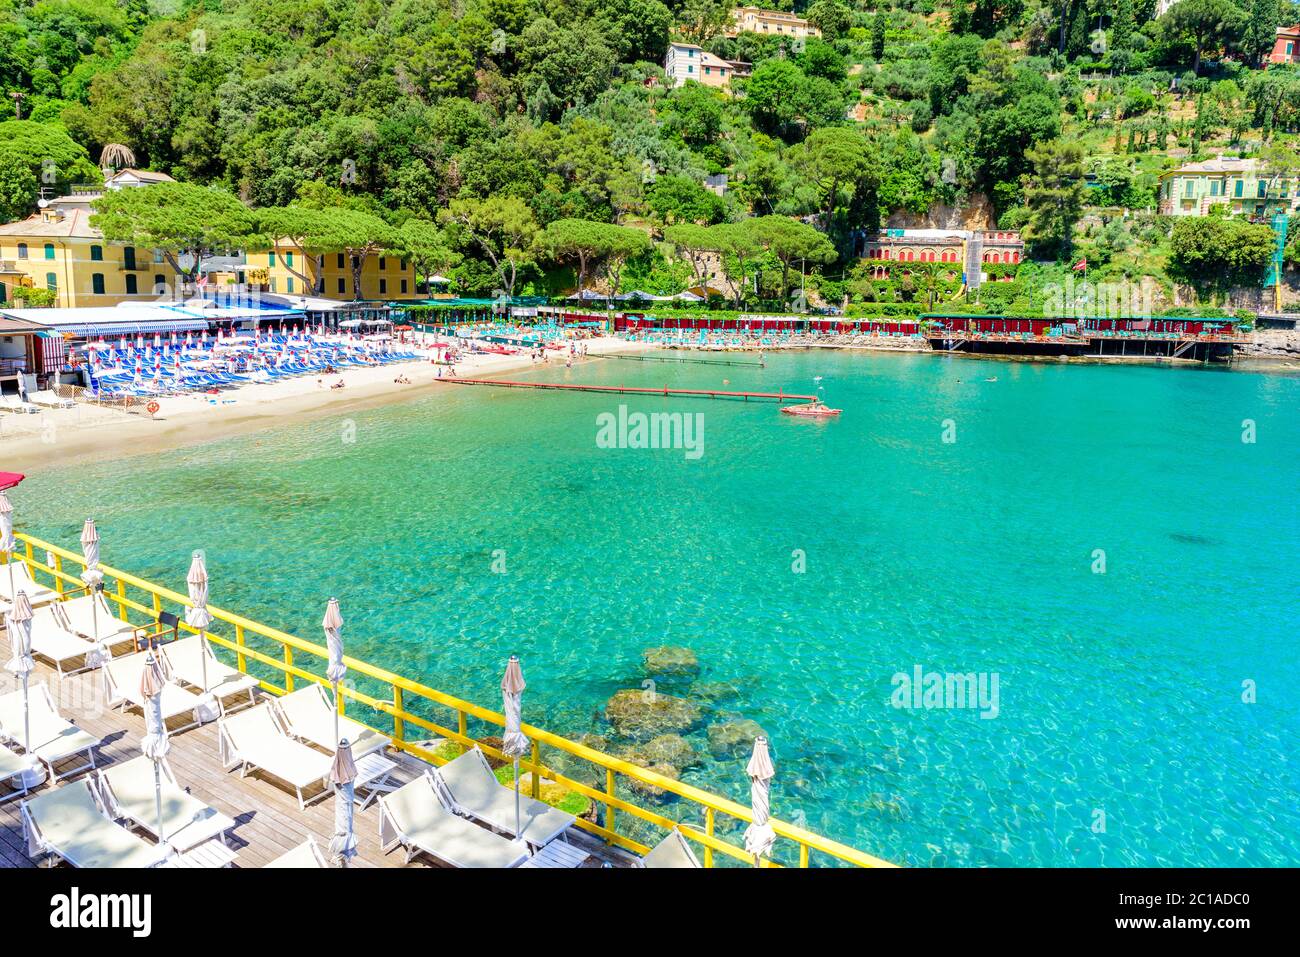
782 402 841 417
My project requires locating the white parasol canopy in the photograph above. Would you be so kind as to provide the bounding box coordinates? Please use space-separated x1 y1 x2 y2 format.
322 598 345 748
0 492 16 603
139 650 171 851
328 740 358 868
743 736 777 865
501 655 528 842
4 592 38 779
184 551 214 701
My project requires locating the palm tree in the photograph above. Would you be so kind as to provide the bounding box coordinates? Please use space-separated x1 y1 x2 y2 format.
100 143 136 173
913 261 948 309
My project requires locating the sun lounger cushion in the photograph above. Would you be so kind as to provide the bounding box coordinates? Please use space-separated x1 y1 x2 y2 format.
0 560 60 605
162 634 257 697
27 605 104 672
0 684 100 770
58 593 140 648
264 837 327 868
24 779 166 868
99 755 236 852
435 747 575 847
275 683 390 756
380 773 528 868
219 704 331 789
641 828 703 868
104 651 202 720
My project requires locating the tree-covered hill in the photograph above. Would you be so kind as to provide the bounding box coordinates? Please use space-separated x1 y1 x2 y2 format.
3 0 1299 309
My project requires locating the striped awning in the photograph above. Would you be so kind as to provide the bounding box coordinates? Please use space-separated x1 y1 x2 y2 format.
51 318 210 337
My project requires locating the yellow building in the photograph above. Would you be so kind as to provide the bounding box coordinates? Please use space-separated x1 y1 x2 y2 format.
252 239 421 300
728 7 821 39
0 194 182 308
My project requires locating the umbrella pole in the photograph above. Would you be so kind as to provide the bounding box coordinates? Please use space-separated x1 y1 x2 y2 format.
332 679 340 749
514 756 521 841
22 670 31 757
153 758 164 847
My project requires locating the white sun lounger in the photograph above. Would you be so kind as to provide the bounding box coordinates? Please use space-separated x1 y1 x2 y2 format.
217 703 332 811
96 754 237 852
22 778 168 868
264 836 327 868
433 746 575 848
162 634 257 713
25 604 107 675
27 390 75 409
59 592 145 655
0 393 39 414
640 827 703 868
0 559 61 606
102 651 202 733
273 683 390 757
378 772 529 868
0 744 33 804
0 683 100 781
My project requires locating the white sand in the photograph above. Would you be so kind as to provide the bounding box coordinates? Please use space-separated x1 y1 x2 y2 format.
1 336 649 473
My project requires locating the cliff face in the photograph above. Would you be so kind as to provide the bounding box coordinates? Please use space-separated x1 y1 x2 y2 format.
885 193 997 230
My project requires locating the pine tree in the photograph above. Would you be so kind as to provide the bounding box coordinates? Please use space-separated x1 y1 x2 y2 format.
871 11 887 63
1112 0 1135 72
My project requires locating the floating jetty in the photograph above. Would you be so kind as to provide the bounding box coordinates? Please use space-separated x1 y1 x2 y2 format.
594 353 765 368
441 377 814 403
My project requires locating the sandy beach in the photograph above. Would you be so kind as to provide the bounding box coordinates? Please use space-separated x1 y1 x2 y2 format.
0 336 649 473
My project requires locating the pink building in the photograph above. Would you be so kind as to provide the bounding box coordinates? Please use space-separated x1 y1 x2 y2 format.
1268 25 1300 64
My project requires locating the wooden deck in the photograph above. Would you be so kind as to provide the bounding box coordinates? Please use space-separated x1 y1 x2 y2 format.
0 647 626 869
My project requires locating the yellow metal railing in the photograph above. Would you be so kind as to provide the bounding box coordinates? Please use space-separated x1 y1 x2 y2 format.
8 533 895 869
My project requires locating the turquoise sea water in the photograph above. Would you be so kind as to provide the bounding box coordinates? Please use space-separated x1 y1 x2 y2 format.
9 351 1300 866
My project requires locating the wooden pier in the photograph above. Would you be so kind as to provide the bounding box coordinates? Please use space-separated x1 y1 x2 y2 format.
593 353 766 368
0 653 623 869
441 377 814 402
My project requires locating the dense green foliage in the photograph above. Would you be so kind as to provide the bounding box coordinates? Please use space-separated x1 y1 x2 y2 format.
3 0 1299 307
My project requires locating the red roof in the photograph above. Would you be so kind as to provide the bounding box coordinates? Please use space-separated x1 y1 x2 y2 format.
0 472 25 491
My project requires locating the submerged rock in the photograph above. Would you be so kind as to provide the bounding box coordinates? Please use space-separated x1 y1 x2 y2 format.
642 646 700 677
604 689 703 741
692 681 741 705
624 759 682 803
626 733 702 770
707 719 767 758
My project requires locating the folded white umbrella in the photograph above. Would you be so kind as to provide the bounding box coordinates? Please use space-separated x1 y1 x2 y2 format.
329 740 358 868
4 592 39 780
0 492 16 602
184 552 214 696
501 655 528 842
323 598 346 749
743 736 777 866
79 519 104 650
140 650 171 851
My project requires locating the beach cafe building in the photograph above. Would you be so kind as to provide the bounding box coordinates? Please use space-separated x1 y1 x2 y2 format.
0 301 308 385
0 313 62 394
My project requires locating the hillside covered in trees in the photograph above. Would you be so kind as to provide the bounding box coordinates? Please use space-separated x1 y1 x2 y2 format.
4 0 1300 312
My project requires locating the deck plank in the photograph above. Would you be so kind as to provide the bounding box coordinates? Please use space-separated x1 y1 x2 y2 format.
0 647 623 869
